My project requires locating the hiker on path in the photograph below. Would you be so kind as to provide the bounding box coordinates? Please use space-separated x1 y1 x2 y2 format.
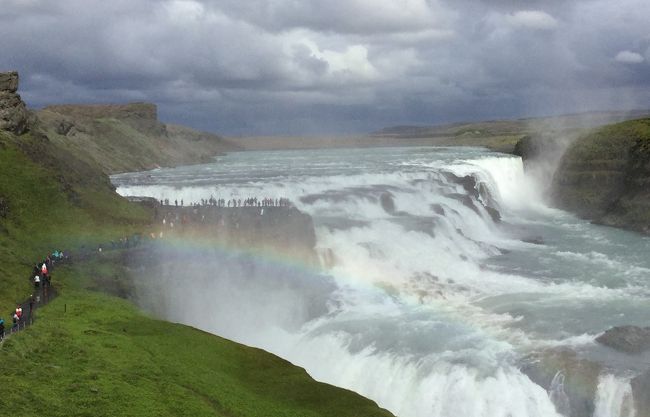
29 295 35 324
12 312 19 331
34 274 40 289
0 318 5 340
15 305 22 321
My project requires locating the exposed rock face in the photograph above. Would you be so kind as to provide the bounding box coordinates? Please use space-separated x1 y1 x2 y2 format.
441 172 502 222
520 349 602 417
550 119 650 234
596 326 650 354
380 192 396 214
0 72 19 92
0 71 31 134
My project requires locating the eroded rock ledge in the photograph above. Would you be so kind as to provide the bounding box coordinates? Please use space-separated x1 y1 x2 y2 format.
0 71 32 134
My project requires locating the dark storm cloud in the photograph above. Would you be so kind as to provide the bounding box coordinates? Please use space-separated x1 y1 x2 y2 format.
1 0 649 134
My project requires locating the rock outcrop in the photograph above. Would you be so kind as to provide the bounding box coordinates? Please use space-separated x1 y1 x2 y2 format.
551 119 650 234
515 119 650 234
521 349 602 417
596 326 650 354
0 71 32 134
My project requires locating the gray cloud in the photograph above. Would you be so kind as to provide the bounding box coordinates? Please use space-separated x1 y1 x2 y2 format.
1 0 649 135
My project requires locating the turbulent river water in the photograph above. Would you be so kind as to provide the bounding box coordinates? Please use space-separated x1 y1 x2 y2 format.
112 146 650 417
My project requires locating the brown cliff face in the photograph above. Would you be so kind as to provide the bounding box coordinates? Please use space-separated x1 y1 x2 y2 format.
0 71 32 134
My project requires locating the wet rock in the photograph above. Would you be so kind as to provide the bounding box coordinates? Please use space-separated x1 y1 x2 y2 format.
596 326 650 354
431 204 445 216
631 370 650 417
485 206 501 222
442 172 479 197
380 192 396 214
520 349 602 417
0 71 32 134
522 236 545 245
446 193 481 216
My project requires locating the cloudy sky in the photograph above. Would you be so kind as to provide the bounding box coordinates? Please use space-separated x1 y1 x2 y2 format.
1 0 649 135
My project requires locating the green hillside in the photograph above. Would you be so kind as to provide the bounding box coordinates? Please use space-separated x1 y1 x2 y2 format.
0 129 151 311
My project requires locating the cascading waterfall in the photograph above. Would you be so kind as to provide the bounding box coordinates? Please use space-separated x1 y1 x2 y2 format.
113 146 650 417
593 375 636 417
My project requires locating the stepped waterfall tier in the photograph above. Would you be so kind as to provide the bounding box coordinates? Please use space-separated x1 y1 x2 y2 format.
113 146 650 417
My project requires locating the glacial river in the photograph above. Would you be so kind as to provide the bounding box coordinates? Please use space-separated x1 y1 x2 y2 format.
112 146 650 417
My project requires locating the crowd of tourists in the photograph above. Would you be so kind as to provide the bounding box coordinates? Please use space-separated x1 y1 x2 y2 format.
0 250 67 340
160 196 292 208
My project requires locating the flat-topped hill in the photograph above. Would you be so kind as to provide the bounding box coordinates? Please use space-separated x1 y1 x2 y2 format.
38 102 241 174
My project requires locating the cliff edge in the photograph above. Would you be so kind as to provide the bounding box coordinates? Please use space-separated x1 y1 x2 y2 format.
551 119 650 233
516 119 650 234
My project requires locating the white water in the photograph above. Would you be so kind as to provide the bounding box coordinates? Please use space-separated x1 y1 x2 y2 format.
593 375 636 417
113 147 650 417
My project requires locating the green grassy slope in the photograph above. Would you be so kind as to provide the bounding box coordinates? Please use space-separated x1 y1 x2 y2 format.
0 130 151 311
552 118 650 233
0 287 391 417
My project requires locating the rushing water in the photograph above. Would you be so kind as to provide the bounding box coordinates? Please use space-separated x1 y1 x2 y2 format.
112 146 650 417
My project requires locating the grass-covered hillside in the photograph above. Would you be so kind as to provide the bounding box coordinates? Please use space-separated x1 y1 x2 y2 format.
552 118 650 233
37 103 240 174
0 129 151 311
0 255 393 417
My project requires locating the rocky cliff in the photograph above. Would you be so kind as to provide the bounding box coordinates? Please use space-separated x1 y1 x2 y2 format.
0 71 32 134
514 119 650 234
551 119 650 234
